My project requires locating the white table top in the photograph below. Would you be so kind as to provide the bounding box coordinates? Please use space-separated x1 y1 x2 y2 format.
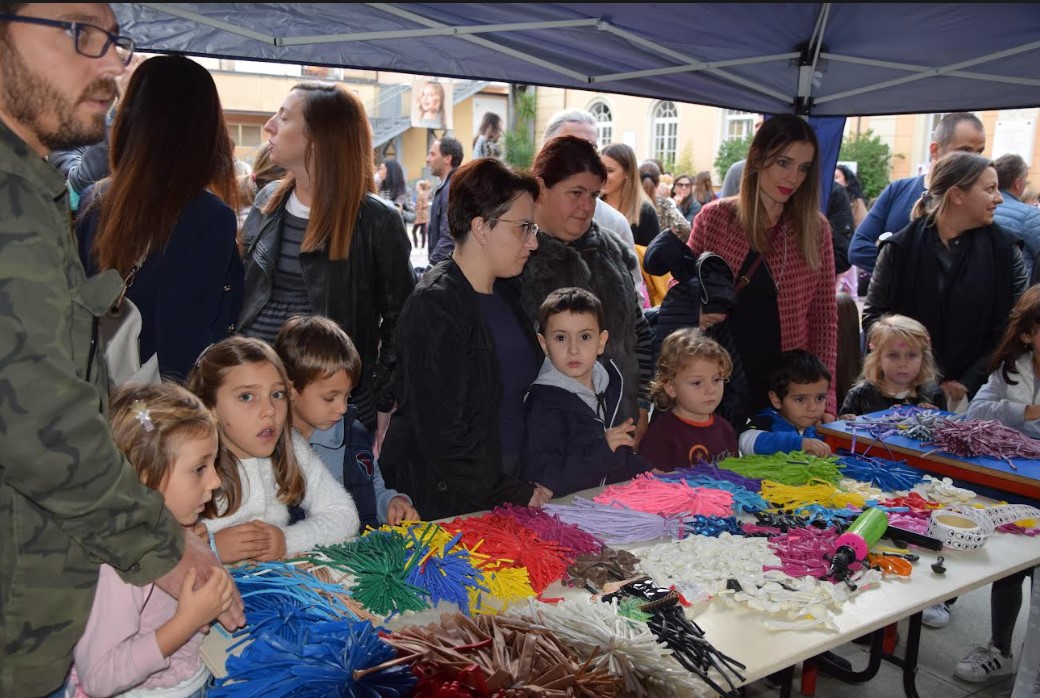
202 492 1040 691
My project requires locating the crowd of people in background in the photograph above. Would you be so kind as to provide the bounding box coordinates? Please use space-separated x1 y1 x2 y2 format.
3 4 1040 697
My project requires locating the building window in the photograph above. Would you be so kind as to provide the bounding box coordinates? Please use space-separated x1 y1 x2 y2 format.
228 123 264 149
723 109 757 141
589 101 613 149
652 101 678 166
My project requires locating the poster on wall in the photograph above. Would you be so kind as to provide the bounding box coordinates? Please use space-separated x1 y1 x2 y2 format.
411 78 453 130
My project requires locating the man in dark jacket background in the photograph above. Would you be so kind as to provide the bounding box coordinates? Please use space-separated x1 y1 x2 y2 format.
426 136 463 265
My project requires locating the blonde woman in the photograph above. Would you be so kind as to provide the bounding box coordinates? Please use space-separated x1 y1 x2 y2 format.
601 143 660 245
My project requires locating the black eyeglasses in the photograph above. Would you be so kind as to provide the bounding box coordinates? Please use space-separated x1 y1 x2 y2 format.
675 181 693 188
0 14 135 65
492 217 539 243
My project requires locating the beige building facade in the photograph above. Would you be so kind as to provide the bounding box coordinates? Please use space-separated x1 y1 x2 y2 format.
194 57 1040 197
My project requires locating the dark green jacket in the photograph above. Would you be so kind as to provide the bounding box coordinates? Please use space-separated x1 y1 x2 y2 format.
0 120 185 698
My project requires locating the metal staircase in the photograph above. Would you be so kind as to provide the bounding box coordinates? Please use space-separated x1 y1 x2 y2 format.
370 79 491 147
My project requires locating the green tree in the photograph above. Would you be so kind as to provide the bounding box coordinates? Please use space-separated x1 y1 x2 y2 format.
503 86 536 170
714 133 752 183
673 142 695 177
838 129 892 202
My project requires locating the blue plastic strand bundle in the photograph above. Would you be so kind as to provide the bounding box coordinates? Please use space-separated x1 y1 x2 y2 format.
227 562 362 650
683 515 746 538
404 532 486 614
211 619 415 698
838 452 925 492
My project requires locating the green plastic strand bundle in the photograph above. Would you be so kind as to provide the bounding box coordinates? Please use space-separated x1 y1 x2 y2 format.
717 451 843 486
311 531 429 617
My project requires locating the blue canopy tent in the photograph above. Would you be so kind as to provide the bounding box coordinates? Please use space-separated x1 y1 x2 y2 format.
116 3 1040 203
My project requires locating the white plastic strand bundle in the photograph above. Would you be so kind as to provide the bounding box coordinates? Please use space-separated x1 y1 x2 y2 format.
513 598 710 698
639 533 779 595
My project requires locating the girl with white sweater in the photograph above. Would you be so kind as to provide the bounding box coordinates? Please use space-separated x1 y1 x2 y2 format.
955 285 1039 684
188 336 359 563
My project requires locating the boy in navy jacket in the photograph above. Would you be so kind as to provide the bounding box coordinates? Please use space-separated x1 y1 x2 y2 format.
522 288 651 498
738 349 833 458
275 315 419 528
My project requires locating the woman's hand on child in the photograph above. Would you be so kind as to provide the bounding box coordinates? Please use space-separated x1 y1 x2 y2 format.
214 522 269 563
801 438 832 457
699 312 727 330
941 380 968 404
176 566 235 634
606 419 636 452
386 496 420 525
1024 405 1040 421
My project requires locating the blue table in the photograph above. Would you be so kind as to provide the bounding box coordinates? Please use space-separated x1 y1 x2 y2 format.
818 409 1040 501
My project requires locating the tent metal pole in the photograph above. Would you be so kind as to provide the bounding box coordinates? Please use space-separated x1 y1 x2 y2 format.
280 18 600 47
137 3 275 43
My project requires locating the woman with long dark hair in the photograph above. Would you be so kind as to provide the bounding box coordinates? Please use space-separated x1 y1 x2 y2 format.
239 83 415 443
377 158 415 227
76 55 243 381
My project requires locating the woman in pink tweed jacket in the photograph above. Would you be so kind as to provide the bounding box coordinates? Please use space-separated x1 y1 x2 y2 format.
687 115 837 430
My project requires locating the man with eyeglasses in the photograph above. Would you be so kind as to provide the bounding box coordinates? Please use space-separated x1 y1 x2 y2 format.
0 5 244 697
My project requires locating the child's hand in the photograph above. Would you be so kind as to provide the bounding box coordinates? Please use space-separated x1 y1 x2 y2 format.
801 438 832 457
605 419 636 452
214 522 269 563
175 567 235 634
190 523 209 541
386 496 420 526
252 520 287 561
528 484 553 507
837 413 856 422
941 380 968 404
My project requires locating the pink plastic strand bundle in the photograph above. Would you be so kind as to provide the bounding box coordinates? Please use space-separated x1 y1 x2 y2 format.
924 419 1040 469
492 503 603 556
593 473 734 518
542 497 686 544
886 513 930 534
753 525 842 580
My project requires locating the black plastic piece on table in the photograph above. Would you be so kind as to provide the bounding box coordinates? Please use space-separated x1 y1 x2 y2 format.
885 525 944 551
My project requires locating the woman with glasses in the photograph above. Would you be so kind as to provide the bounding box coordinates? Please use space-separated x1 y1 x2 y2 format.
672 173 702 224
75 54 243 383
380 158 552 519
238 82 415 446
519 135 655 445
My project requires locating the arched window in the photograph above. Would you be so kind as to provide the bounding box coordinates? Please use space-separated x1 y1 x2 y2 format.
652 101 679 166
589 101 613 149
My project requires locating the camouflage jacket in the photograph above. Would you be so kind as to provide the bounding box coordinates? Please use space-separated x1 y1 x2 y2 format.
0 120 185 698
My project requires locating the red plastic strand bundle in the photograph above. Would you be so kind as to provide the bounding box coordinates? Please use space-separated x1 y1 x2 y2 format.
492 503 603 556
878 492 942 513
593 473 734 518
444 513 575 593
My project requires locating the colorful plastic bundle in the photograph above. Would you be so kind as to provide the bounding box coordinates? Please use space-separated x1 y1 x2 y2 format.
404 531 486 614
593 473 734 517
543 496 686 544
468 566 536 615
224 562 367 650
211 619 415 697
683 515 746 538
848 404 949 443
657 469 769 514
309 530 430 617
717 451 844 485
757 525 842 579
759 479 867 511
925 418 1040 467
444 513 575 593
838 453 926 492
492 502 603 555
656 463 762 493
383 612 622 695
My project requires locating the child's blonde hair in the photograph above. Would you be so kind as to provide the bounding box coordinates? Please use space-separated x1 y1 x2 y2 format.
862 314 938 389
109 382 221 516
649 328 733 411
187 336 304 517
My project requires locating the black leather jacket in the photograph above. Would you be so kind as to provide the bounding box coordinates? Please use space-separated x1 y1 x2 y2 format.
239 183 415 424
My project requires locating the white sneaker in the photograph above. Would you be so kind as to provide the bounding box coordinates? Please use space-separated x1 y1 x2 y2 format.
953 642 1014 683
922 602 951 628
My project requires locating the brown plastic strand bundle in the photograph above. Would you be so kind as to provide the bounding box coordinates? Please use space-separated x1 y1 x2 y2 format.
565 548 641 591
382 612 622 696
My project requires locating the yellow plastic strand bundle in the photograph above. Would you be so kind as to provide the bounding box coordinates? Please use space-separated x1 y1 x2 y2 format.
760 478 867 511
468 566 536 616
